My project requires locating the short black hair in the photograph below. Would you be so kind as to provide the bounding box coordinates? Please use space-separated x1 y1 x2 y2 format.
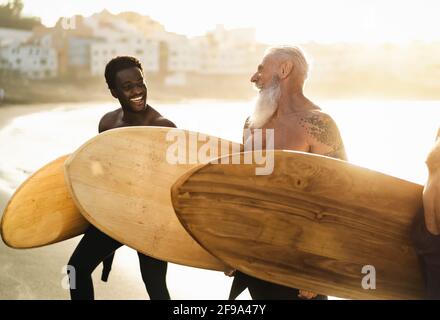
104 56 143 89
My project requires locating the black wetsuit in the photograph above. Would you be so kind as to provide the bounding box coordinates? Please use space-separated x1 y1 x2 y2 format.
412 210 440 299
68 225 170 300
229 271 327 300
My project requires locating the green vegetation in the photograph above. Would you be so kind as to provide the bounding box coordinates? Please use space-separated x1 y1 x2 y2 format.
0 0 42 30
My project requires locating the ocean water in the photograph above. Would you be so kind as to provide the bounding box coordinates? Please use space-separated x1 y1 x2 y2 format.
0 99 438 299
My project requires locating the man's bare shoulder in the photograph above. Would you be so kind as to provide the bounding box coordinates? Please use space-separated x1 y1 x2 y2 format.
145 105 176 128
295 110 347 160
153 116 177 128
295 109 335 126
98 108 121 133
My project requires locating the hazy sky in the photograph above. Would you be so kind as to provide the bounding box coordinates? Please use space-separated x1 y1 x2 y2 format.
7 0 440 44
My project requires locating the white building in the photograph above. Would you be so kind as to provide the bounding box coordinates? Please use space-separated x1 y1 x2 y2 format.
150 31 200 73
193 25 260 75
90 38 159 76
0 34 57 79
0 28 32 46
82 13 160 76
84 13 259 77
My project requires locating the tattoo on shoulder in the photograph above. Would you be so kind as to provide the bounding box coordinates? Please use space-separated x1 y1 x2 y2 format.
299 114 340 146
299 114 346 160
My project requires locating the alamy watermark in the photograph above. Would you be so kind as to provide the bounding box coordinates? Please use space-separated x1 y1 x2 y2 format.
166 129 275 175
361 265 376 290
61 265 76 290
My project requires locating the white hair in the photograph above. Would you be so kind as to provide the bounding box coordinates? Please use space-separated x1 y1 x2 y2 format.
248 75 281 128
266 46 310 83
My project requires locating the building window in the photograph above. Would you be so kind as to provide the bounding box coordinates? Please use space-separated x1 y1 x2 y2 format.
16 58 21 64
40 59 47 65
136 49 144 55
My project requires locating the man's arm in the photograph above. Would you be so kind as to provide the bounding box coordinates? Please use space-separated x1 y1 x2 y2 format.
98 117 109 133
98 111 115 133
426 129 440 173
154 117 177 128
300 113 348 161
98 114 110 133
423 128 440 235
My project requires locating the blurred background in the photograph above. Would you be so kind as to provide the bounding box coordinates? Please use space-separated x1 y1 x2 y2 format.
0 0 439 300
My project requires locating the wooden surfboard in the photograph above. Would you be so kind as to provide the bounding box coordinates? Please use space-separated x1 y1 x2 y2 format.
65 127 242 271
1 155 89 248
171 150 425 299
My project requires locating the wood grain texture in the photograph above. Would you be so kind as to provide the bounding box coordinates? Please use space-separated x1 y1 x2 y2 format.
65 127 241 271
1 155 89 248
172 151 425 299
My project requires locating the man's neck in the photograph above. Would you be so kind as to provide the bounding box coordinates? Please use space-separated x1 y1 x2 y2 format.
121 104 149 123
275 89 315 118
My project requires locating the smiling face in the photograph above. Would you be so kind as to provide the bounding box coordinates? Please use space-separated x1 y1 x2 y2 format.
250 53 280 91
111 67 147 112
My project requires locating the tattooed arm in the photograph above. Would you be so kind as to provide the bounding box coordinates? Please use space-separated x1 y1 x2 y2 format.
423 128 440 235
299 112 348 161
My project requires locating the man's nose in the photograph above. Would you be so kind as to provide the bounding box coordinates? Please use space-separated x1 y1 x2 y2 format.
250 72 258 83
133 85 144 95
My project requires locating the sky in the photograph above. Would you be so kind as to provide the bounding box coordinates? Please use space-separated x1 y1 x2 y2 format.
5 0 440 44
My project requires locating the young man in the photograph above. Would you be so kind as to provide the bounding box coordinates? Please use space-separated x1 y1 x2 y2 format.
413 128 440 299
228 46 347 300
68 56 175 300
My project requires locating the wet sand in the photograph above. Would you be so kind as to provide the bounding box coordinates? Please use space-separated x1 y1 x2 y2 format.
4 100 436 300
0 162 233 300
0 105 149 299
0 104 234 300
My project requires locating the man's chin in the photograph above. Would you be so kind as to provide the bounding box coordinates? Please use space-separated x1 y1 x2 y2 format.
129 100 147 112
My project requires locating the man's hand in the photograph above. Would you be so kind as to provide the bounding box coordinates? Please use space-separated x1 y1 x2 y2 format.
224 268 236 277
298 289 318 299
423 171 440 235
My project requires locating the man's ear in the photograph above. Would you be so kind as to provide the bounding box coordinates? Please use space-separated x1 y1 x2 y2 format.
110 88 118 99
280 61 293 79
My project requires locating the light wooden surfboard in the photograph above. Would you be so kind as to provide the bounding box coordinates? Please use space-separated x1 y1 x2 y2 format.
1 155 89 248
65 127 241 271
171 150 425 299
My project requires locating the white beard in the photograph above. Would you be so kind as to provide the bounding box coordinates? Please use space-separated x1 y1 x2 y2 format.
248 77 281 129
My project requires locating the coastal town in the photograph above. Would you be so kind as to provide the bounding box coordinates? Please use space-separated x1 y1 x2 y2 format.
1 1 440 104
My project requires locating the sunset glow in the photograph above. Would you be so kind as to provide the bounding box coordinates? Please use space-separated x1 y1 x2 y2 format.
15 0 440 44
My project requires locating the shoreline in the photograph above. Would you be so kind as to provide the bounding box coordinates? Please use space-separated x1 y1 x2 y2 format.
3 74 440 107
2 91 439 107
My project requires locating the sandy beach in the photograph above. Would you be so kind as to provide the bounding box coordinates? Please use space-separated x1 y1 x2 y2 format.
0 102 237 300
0 104 149 299
0 100 438 300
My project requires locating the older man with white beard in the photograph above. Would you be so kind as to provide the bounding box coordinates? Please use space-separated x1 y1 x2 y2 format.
227 46 347 300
